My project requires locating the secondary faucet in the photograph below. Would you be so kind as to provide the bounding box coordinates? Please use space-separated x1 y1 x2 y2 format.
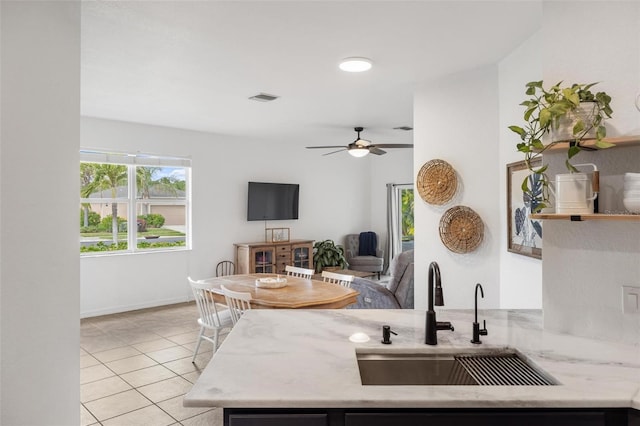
425 261 454 345
471 283 488 344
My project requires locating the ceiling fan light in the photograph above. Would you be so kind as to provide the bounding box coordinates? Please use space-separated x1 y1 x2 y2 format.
339 57 372 73
348 147 369 158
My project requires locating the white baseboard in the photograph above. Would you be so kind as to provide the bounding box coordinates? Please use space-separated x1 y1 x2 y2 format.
81 296 192 319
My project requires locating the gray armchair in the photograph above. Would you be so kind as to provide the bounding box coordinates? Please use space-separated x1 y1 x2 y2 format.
348 250 414 309
344 233 384 279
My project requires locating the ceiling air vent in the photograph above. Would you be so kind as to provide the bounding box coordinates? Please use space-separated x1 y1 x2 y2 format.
393 126 413 131
249 93 279 102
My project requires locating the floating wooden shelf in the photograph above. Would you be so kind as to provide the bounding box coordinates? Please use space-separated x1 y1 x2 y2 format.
541 136 640 152
530 213 640 222
528 136 640 221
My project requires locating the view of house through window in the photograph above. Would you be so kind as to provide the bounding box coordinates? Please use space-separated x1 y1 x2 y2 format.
80 151 191 254
400 187 414 252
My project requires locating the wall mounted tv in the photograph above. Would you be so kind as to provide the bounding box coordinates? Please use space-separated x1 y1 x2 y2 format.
247 182 299 221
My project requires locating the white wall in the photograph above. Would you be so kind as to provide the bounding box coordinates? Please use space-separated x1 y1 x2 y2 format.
540 2 640 344
543 2 640 138
413 65 501 310
80 117 412 316
497 31 543 308
1 4 3 419
1 2 80 424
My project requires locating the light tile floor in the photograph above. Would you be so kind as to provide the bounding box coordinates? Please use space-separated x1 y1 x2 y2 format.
81 302 227 426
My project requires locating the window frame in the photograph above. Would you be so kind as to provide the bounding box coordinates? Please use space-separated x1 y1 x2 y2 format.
80 149 192 256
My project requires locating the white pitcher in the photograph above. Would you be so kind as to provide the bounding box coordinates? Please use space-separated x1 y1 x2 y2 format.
553 163 599 214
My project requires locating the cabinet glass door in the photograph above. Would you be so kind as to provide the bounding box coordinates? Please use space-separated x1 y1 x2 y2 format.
292 246 310 269
254 249 274 273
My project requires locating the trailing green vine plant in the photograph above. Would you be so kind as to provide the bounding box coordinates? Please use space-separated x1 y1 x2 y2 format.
509 81 614 212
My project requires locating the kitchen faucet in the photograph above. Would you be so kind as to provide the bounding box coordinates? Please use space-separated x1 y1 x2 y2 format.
471 283 488 344
425 261 454 345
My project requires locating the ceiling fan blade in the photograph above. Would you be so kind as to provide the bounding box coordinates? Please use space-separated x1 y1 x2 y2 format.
306 145 347 149
369 147 387 155
323 148 347 156
371 144 413 149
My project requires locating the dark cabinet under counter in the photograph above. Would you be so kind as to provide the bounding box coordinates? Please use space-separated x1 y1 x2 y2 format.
345 409 617 426
225 408 640 426
228 412 328 426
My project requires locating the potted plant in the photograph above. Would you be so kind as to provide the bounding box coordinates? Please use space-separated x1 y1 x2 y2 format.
509 81 614 212
312 239 348 273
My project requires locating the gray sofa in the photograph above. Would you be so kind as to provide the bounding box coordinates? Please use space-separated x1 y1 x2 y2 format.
347 250 414 309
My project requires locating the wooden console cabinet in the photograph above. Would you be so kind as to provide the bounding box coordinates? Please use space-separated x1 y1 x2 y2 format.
234 240 314 275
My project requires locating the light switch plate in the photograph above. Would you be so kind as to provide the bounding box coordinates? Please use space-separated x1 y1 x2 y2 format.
622 286 640 314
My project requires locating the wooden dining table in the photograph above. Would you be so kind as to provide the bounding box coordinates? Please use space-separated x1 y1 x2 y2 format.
202 273 359 309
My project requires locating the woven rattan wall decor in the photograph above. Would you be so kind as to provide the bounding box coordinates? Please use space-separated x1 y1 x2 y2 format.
439 205 484 254
416 159 458 205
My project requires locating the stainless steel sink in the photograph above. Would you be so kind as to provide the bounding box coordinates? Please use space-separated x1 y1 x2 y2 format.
356 350 557 386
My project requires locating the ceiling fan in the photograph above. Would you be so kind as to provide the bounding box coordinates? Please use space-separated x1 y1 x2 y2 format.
306 127 413 157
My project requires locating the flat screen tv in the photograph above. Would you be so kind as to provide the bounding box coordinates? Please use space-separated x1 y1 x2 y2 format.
247 182 299 221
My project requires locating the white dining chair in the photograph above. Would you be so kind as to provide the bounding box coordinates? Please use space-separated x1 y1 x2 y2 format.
188 277 234 362
221 285 252 325
321 270 354 288
285 265 314 279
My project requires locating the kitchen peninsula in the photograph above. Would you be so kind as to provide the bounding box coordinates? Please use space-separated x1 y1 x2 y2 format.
184 309 640 425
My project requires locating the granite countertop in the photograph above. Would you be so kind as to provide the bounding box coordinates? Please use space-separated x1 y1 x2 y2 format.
184 309 640 409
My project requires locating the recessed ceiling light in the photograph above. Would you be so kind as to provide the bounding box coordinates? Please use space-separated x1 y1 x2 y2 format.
339 57 372 73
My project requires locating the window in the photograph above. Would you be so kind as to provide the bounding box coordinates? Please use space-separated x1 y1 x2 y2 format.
399 186 414 252
386 183 414 262
80 150 191 255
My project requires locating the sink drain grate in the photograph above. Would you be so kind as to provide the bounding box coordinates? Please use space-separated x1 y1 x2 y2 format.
455 354 555 386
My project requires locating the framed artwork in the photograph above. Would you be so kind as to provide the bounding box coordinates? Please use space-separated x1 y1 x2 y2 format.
507 160 542 259
265 227 290 243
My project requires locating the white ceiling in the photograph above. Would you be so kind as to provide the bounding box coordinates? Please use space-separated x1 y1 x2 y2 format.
81 1 541 149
